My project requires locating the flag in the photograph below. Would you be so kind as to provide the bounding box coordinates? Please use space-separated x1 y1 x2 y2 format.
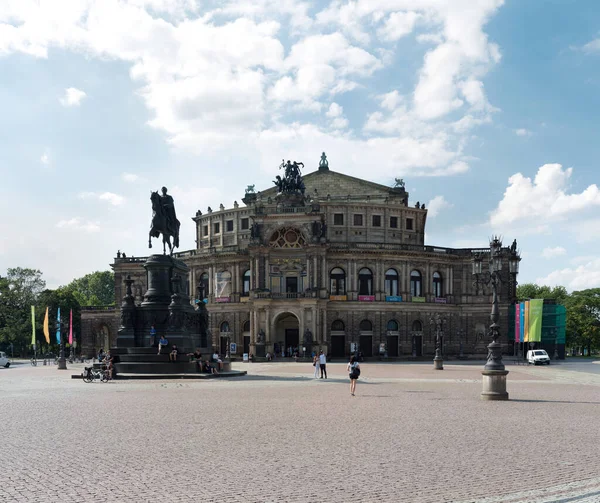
31 306 36 348
524 301 530 342
56 307 61 344
43 307 50 344
69 309 73 345
528 299 544 343
519 303 525 343
514 304 520 343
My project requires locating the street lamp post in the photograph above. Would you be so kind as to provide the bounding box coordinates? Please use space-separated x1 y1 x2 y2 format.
57 320 67 370
472 237 520 401
430 313 445 370
552 328 559 360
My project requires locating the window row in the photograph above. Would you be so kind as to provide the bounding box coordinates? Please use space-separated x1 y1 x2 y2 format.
198 270 252 298
333 213 414 231
330 268 443 297
201 217 250 237
330 319 424 332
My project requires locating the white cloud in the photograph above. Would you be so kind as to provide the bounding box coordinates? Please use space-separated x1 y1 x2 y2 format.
79 191 125 206
40 153 49 165
541 246 566 259
121 172 144 183
582 38 600 53
490 164 600 227
59 87 86 107
56 217 100 233
514 128 532 137
536 258 600 292
377 11 420 42
326 102 343 118
426 195 453 217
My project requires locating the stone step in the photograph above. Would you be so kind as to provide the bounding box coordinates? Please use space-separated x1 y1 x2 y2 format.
114 370 247 380
117 354 196 363
115 362 198 374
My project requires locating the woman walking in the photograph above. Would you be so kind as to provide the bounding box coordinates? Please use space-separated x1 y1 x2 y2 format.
347 356 360 396
313 353 320 378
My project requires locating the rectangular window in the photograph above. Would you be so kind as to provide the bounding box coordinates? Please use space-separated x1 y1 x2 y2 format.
353 214 363 226
214 222 220 234
202 225 208 237
334 213 344 225
241 218 249 230
390 216 398 228
372 215 381 227
226 220 234 232
406 218 414 231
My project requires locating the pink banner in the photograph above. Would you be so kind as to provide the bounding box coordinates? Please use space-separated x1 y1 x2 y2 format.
358 295 375 302
514 304 520 342
69 309 73 345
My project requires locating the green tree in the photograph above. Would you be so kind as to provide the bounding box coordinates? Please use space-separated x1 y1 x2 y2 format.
0 268 46 355
516 283 568 303
65 271 114 306
565 288 600 355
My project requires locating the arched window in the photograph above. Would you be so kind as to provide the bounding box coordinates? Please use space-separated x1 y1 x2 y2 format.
387 320 399 332
385 268 399 296
199 272 209 298
433 271 443 298
242 269 251 296
215 271 231 298
330 267 346 295
242 320 250 332
412 320 423 332
331 320 345 331
358 268 373 296
220 321 231 333
410 270 422 297
359 319 373 332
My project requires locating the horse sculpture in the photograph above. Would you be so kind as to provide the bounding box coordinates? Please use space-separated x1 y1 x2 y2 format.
149 190 180 255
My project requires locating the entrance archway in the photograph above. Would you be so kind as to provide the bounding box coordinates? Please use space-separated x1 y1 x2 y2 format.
273 312 300 356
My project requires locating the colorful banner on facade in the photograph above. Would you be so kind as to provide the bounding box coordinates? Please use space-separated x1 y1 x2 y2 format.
31 306 36 347
56 307 61 344
514 304 521 342
385 296 403 302
519 303 525 342
358 295 375 302
524 301 530 342
43 307 50 344
411 297 426 303
528 299 544 343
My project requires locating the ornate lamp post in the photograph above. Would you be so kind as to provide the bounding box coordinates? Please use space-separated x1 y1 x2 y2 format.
430 313 446 370
472 237 520 400
57 319 67 370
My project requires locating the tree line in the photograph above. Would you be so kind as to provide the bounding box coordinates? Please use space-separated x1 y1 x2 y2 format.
0 268 114 356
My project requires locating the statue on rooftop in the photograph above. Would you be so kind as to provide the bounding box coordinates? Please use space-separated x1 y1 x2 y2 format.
394 178 405 189
319 152 329 169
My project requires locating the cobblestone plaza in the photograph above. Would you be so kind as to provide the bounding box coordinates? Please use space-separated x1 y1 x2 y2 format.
2 361 600 503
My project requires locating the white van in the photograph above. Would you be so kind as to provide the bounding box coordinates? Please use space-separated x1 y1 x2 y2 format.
527 349 550 365
0 351 10 368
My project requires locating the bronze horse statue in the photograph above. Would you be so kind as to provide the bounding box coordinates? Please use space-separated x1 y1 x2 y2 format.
149 190 180 255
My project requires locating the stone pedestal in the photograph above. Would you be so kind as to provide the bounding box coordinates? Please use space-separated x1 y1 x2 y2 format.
481 369 509 401
433 356 444 370
255 344 266 358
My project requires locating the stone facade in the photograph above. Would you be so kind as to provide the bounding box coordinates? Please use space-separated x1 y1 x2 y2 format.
82 162 518 359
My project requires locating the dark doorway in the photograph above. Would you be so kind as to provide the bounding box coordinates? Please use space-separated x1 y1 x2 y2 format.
285 329 299 350
243 336 250 355
359 336 373 357
387 336 399 357
331 335 345 358
285 277 298 293
412 335 423 357
220 337 228 356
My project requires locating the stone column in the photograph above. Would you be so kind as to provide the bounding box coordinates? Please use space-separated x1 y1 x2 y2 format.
306 255 310 291
249 259 254 290
314 256 318 290
321 255 327 292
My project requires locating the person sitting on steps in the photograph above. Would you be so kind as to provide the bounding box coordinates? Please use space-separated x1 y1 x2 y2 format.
158 335 168 355
169 344 179 362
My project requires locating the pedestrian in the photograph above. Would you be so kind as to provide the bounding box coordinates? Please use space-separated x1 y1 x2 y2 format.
319 350 327 379
347 355 360 396
150 324 157 346
312 353 319 378
169 344 179 362
158 335 169 355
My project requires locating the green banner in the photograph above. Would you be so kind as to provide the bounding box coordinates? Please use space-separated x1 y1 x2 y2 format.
528 299 544 343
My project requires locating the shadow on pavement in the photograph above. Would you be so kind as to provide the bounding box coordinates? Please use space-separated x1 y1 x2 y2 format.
511 399 600 404
242 375 380 384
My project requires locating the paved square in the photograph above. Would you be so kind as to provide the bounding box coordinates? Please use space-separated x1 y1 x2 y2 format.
2 360 600 502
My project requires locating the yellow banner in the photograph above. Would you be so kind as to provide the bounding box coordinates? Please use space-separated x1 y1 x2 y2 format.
528 299 544 343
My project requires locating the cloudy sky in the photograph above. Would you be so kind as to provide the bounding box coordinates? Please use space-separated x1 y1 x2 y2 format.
1 0 600 291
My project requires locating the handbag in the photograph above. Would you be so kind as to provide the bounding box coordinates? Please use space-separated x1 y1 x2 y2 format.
313 362 316 366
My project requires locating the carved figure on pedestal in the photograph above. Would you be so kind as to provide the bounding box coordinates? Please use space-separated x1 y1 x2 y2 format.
149 187 181 255
303 328 313 345
257 329 265 344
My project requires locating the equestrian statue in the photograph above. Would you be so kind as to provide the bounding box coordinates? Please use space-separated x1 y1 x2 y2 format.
149 187 181 255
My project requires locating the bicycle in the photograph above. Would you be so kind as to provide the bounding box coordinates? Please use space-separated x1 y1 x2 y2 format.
82 366 109 383
30 357 37 366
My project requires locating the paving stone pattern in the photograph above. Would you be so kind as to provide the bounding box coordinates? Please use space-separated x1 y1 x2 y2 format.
2 361 600 502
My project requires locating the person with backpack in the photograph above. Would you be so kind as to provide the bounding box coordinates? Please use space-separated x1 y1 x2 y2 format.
347 355 360 396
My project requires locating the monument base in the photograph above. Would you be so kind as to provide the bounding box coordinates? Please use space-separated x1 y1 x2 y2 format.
481 369 509 401
433 356 444 370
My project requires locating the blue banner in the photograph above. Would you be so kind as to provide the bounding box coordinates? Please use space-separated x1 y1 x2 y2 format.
519 303 525 343
56 307 61 344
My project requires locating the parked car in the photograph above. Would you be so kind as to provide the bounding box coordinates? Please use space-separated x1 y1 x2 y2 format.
0 351 10 368
527 349 550 365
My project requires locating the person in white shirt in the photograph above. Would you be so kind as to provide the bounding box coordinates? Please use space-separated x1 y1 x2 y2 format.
313 353 319 378
318 350 327 379
347 356 360 396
